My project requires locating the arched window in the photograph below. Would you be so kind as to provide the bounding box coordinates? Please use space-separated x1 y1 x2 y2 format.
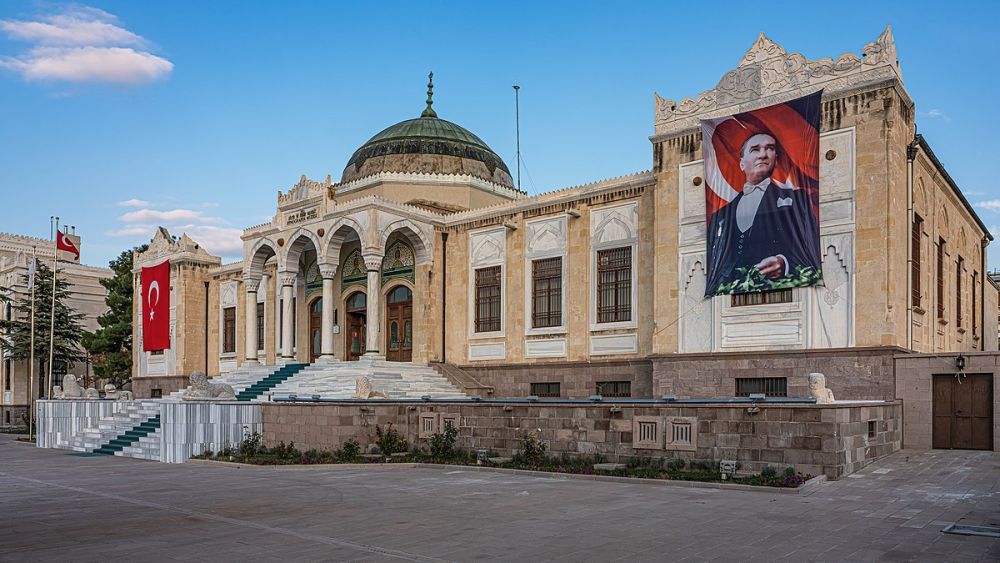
387 285 412 304
346 291 366 312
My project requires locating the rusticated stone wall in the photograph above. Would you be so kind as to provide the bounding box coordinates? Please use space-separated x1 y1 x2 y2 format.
446 359 653 399
262 400 900 479
652 347 902 400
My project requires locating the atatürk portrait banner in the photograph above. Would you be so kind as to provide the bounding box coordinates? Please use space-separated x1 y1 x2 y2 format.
701 91 822 297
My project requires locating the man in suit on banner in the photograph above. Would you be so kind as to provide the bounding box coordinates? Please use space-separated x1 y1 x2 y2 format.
706 129 820 293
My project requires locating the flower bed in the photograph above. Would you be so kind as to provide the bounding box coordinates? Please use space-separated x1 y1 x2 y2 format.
191 429 812 488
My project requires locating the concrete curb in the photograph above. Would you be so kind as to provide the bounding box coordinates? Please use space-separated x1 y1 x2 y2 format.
185 458 828 494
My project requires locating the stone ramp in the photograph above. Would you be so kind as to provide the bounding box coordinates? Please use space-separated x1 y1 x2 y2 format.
268 359 467 400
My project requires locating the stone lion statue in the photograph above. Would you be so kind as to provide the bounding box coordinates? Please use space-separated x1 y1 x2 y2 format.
59 374 84 398
808 373 835 404
84 387 100 399
353 376 387 399
103 384 119 400
182 371 236 400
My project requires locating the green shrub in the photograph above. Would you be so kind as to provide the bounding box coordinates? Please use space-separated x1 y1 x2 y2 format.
513 431 547 467
239 431 263 459
761 465 778 479
338 439 361 462
666 458 686 472
272 441 300 461
429 423 458 461
375 423 408 455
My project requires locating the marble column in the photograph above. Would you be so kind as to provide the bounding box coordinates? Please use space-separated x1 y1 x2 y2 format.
319 264 337 361
362 252 384 358
279 271 296 361
243 277 260 366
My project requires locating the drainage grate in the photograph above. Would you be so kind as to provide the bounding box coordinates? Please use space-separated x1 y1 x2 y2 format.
941 524 1000 538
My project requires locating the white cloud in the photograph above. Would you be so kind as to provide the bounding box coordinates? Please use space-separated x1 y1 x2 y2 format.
119 208 219 223
0 6 172 85
919 109 952 123
0 7 144 47
108 204 242 258
975 199 1000 211
117 198 151 207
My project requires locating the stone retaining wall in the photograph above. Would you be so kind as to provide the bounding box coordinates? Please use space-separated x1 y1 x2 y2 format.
160 402 262 463
262 400 901 479
651 347 902 400
448 359 653 399
131 375 188 399
35 400 127 448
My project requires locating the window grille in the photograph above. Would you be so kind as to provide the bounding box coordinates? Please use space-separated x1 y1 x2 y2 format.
937 238 946 319
474 266 502 333
731 289 792 307
223 307 236 354
596 247 631 323
530 382 560 398
956 256 964 328
532 257 562 328
912 214 923 307
256 302 265 351
735 377 787 397
596 380 631 397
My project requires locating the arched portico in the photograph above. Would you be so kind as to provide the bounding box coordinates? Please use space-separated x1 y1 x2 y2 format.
242 238 279 366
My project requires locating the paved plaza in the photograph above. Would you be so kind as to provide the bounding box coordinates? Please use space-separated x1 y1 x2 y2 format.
1 435 997 562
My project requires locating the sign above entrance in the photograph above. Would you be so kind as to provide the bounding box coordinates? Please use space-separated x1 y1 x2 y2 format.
286 207 318 226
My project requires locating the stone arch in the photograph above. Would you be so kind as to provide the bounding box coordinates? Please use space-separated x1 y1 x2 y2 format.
282 228 323 273
245 238 280 279
380 218 432 265
325 216 367 263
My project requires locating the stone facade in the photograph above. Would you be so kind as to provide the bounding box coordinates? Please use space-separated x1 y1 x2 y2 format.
0 231 112 424
130 26 992 470
261 400 901 479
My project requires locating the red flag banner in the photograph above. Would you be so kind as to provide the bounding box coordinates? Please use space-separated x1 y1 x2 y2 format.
56 230 80 260
141 261 171 351
700 91 822 297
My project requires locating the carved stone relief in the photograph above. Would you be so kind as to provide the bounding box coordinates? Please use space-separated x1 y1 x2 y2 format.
809 236 853 348
679 257 712 353
470 228 505 267
526 217 566 257
591 202 638 245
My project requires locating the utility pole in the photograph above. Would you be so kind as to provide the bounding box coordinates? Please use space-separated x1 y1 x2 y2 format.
513 84 521 192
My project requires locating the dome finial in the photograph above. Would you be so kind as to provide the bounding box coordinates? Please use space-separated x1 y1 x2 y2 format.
421 71 437 118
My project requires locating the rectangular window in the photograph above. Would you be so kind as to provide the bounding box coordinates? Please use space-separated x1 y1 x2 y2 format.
278 300 283 348
292 297 297 348
956 256 964 328
731 289 793 307
530 382 560 398
223 307 236 354
973 271 978 336
474 266 502 333
3 359 10 391
937 238 946 319
596 247 632 323
596 380 631 398
735 377 788 397
256 302 265 352
912 214 922 308
531 257 562 328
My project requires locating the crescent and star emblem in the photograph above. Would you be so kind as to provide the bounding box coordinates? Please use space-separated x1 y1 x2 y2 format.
148 280 160 321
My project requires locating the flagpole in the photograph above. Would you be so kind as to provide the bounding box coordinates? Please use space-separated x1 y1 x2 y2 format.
47 217 59 400
28 247 36 440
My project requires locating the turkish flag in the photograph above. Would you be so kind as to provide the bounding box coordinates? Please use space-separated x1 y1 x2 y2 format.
142 261 171 351
56 230 79 260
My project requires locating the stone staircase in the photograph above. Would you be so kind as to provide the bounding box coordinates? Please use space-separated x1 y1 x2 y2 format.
235 363 307 401
269 359 467 400
64 400 162 460
165 363 290 401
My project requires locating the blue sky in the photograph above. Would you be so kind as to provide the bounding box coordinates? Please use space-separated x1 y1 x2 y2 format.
1 1 998 269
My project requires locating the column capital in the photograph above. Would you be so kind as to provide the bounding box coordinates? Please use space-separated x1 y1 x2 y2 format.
362 252 383 272
318 263 338 280
277 271 297 287
243 278 261 293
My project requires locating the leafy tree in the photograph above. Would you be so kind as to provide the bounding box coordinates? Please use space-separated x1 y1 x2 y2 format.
82 245 146 388
0 261 87 398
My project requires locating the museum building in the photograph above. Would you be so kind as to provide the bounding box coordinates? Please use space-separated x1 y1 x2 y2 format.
130 28 998 453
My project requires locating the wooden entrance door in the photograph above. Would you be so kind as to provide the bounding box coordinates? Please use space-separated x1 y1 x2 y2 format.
385 285 413 362
933 374 993 450
308 297 322 362
345 291 366 361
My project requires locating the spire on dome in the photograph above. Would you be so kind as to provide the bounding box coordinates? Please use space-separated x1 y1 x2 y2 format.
421 71 438 118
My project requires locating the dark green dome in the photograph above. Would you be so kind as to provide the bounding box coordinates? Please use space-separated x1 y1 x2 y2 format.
341 73 515 189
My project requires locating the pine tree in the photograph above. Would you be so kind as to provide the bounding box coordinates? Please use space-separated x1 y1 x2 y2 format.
82 245 145 388
0 261 87 398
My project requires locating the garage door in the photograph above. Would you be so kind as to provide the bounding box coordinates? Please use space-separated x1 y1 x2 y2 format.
932 374 993 450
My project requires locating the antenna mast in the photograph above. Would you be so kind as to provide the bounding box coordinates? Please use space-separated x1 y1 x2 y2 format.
513 84 521 192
